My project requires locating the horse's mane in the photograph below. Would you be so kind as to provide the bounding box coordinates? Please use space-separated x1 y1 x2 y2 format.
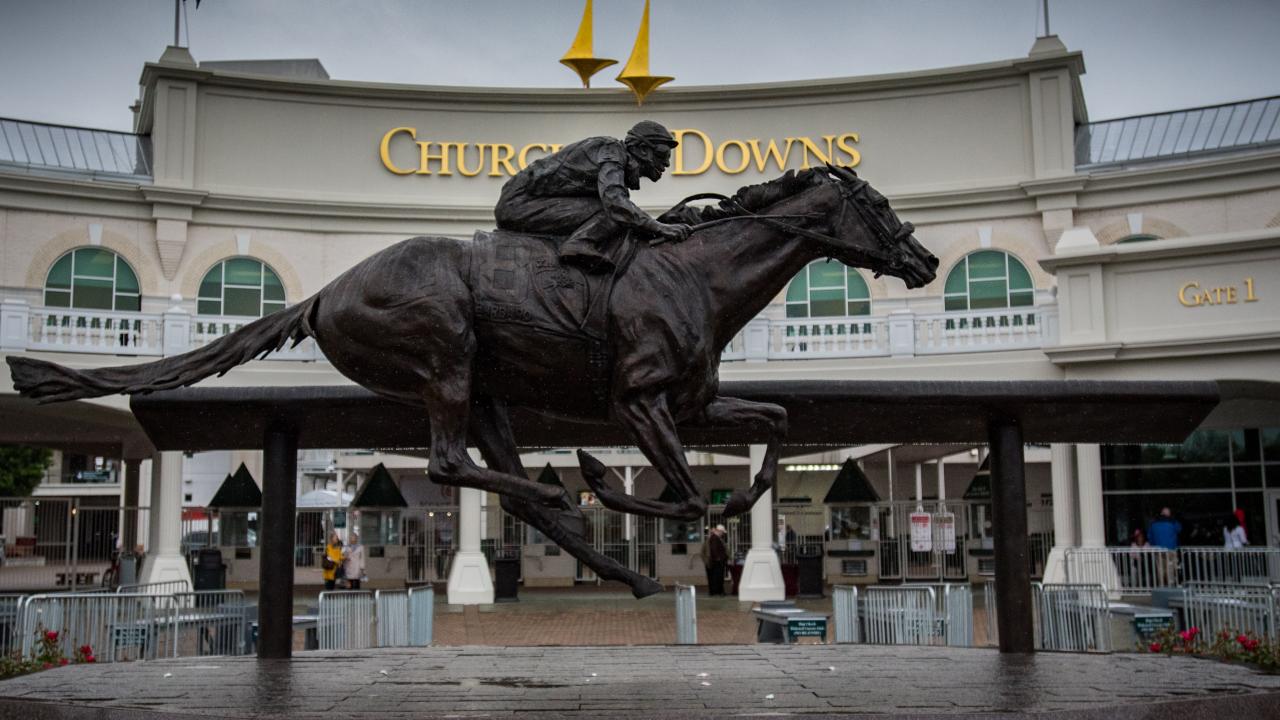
671 168 829 224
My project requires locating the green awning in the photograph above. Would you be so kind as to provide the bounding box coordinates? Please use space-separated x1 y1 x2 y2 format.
351 463 408 508
537 463 566 488
207 463 262 508
964 456 991 500
822 458 879 503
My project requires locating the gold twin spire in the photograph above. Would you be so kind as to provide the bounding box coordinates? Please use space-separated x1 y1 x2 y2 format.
560 0 674 105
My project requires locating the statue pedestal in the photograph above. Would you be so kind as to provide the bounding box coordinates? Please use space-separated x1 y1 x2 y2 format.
736 548 784 602
446 551 494 605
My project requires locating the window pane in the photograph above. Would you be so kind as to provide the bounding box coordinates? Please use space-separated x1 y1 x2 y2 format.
969 280 1008 309
809 289 845 317
808 260 844 288
45 289 71 307
198 266 223 299
74 248 116 278
115 258 139 293
1104 491 1234 548
224 287 261 317
944 295 968 312
262 302 285 316
1102 431 1232 466
46 255 72 290
1009 291 1034 307
263 268 285 301
224 258 262 286
785 303 808 319
847 299 871 316
1235 465 1262 488
73 277 113 309
114 293 140 312
846 271 870 300
967 251 1006 279
197 299 222 315
1007 257 1033 290
785 273 808 302
1232 429 1261 463
943 263 967 295
1103 465 1232 491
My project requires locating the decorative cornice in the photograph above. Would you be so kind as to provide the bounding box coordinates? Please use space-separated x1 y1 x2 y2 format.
1047 332 1280 365
141 186 209 206
1038 227 1280 271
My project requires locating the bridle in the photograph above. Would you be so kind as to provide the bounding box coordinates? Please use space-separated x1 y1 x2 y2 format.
668 174 915 274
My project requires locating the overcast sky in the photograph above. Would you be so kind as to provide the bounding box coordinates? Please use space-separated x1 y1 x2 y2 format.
1 0 1277 132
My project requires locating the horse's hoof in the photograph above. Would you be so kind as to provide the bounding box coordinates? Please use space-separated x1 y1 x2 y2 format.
576 448 607 479
631 576 664 599
721 489 753 518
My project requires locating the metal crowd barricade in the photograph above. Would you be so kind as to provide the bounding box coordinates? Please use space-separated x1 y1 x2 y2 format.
674 583 696 644
832 585 859 643
171 590 247 657
19 592 179 662
0 593 27 657
1183 582 1277 640
862 586 935 645
899 583 973 647
375 589 410 647
1064 547 1173 595
1034 583 1111 652
118 580 192 596
408 585 434 646
318 590 375 650
1180 548 1280 586
983 580 998 646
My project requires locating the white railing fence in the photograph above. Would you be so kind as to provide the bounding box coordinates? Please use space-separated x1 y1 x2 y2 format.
318 590 375 650
862 586 936 646
1033 583 1112 653
1065 547 1280 595
1183 583 1277 641
832 585 859 643
118 580 191 596
674 583 697 645
24 306 163 356
19 593 179 662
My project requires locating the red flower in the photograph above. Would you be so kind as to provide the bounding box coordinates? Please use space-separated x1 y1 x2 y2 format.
79 645 92 655
42 662 52 670
1179 630 1194 642
1188 627 1200 636
1237 634 1249 645
85 656 96 663
1149 642 1163 652
44 631 58 642
59 658 69 666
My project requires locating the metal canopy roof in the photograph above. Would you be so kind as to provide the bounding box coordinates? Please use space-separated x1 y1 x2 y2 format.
129 380 1222 453
1076 96 1280 169
0 117 152 181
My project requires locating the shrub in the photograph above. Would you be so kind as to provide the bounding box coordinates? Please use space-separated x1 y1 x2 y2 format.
1139 625 1279 673
0 628 96 680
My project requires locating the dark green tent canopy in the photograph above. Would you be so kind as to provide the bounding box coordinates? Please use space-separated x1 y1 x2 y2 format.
964 456 991 500
351 463 408 508
207 463 262 508
822 458 880 503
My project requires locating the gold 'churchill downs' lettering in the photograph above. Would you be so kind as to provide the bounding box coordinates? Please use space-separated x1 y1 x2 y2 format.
379 127 860 177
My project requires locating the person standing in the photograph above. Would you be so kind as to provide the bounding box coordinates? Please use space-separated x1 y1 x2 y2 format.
343 532 367 590
322 531 343 591
1147 507 1182 549
705 525 729 597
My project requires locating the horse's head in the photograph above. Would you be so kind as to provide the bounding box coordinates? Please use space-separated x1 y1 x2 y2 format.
819 165 938 289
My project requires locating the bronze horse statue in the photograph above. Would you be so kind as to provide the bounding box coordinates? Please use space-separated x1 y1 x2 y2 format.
8 165 937 597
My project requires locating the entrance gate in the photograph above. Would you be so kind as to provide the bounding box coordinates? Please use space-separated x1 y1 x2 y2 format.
575 506 657 582
405 507 456 583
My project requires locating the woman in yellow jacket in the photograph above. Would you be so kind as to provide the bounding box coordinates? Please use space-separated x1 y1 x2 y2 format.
323 531 344 591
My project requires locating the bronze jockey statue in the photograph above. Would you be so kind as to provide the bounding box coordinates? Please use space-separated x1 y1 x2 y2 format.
494 120 692 272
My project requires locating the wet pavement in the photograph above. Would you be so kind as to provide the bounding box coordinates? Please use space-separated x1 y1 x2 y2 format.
3 644 1279 719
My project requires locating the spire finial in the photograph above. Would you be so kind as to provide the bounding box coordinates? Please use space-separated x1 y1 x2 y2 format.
560 0 617 88
615 0 674 106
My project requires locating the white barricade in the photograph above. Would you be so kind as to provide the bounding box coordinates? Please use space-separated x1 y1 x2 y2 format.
1180 548 1280 586
832 585 859 643
0 594 26 657
118 580 192 596
19 592 179 662
862 586 935 645
408 586 434 646
171 590 248 657
674 583 696 644
899 583 973 647
375 590 410 647
318 590 375 650
1033 583 1111 652
1184 583 1277 641
983 580 998 646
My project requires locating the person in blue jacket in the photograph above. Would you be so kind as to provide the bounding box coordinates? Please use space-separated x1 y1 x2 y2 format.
1147 507 1182 549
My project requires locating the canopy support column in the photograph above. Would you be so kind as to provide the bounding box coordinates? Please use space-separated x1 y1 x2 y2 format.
259 420 297 659
990 418 1034 653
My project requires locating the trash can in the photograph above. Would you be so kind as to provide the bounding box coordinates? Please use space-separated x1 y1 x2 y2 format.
193 547 226 591
118 552 141 587
796 546 824 599
494 552 520 602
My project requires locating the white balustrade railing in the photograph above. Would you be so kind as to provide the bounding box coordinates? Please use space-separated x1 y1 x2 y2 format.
26 307 163 356
192 314 324 361
914 306 1053 355
767 316 889 359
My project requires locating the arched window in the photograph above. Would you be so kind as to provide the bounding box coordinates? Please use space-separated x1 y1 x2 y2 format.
197 258 286 317
943 250 1034 312
785 260 871 318
44 248 141 311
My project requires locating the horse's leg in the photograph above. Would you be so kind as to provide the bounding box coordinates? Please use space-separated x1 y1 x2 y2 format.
578 393 706 521
686 396 788 518
468 395 663 599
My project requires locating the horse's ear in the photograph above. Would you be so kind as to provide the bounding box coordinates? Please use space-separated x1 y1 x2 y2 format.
826 163 859 182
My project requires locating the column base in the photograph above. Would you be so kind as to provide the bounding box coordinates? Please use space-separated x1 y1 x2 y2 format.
736 548 784 602
446 551 494 605
139 552 193 589
1042 546 1069 584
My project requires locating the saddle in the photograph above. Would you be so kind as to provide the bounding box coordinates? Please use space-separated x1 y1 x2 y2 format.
467 230 638 399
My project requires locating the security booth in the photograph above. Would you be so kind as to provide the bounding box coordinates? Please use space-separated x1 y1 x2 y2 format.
519 465 576 587
657 483 704 585
964 458 996 580
207 463 261 588
821 458 881 585
348 463 408 587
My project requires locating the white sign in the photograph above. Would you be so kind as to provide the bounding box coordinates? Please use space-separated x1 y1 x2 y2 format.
936 512 957 554
910 512 932 552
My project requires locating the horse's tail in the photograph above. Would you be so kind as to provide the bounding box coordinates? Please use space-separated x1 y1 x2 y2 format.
7 296 319 404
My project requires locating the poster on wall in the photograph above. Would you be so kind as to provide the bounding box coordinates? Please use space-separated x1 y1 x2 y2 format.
936 512 956 553
909 512 932 552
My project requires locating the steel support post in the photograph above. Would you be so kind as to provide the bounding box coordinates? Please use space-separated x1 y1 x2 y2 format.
259 421 298 659
989 418 1034 653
